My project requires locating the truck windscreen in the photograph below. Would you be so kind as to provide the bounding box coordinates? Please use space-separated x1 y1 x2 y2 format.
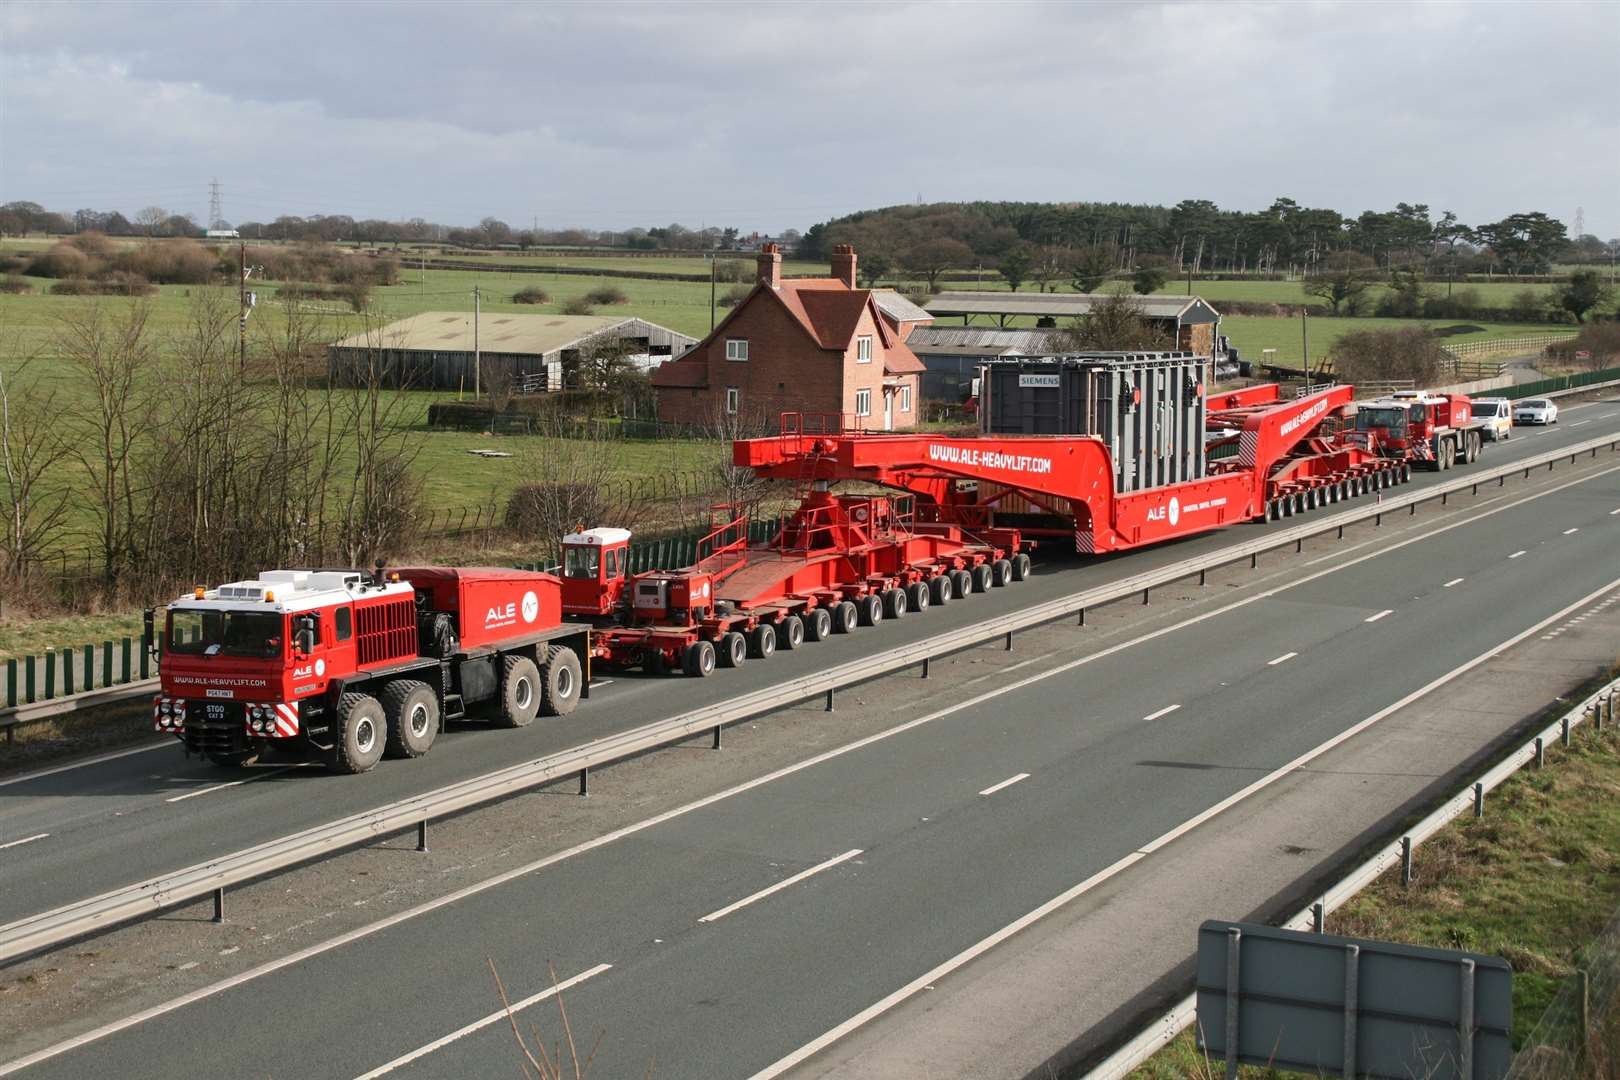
1356 407 1406 432
168 609 285 658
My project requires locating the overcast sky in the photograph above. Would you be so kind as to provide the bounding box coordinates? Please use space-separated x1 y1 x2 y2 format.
3 0 1617 238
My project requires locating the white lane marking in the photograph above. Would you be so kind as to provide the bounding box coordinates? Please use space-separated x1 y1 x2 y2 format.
13 474 1620 1077
1571 420 1590 427
1611 508 1620 515
0 833 49 851
163 767 297 803
1267 652 1298 666
1143 704 1181 721
1563 527 1579 535
1510 550 1527 559
1443 577 1465 588
978 773 1030 797
1365 609 1393 622
352 963 612 1079
698 850 863 924
747 575 1620 1080
589 678 615 688
1600 412 1618 419
0 740 171 789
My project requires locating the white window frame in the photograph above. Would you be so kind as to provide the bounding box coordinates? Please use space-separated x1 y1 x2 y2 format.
900 385 911 412
855 336 873 364
725 386 739 414
725 338 749 362
854 388 872 417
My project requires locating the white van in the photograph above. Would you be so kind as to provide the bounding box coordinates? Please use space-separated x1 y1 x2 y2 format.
1471 398 1512 440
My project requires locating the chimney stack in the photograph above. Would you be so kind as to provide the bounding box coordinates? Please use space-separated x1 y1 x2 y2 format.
831 244 858 289
756 242 782 289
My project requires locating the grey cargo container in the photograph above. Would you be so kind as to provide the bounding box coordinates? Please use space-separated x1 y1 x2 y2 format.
978 353 1209 493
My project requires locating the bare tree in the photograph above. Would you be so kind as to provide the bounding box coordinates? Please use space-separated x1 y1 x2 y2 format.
135 206 168 237
1054 292 1170 351
334 318 423 567
505 419 644 565
0 359 72 586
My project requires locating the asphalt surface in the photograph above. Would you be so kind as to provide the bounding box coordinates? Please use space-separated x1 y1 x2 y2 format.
0 400 1614 927
4 402 1617 1079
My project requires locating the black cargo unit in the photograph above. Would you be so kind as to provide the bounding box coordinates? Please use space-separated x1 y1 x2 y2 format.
978 353 1209 493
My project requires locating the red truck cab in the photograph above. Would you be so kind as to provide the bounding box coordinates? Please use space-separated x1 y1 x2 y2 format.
559 527 632 619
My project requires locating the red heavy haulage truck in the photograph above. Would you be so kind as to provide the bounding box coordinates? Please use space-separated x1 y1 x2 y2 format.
152 566 587 774
153 359 1487 775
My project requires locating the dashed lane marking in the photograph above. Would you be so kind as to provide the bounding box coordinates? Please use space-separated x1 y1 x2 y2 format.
1143 704 1181 721
1267 652 1298 666
978 773 1030 797
698 849 864 924
0 833 49 851
1365 610 1394 622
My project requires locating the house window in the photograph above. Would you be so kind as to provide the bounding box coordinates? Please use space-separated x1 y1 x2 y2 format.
900 385 912 412
856 336 873 363
725 338 749 362
855 388 872 416
726 387 739 414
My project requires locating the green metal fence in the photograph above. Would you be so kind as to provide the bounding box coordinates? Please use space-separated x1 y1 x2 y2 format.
3 636 152 710
1499 365 1620 401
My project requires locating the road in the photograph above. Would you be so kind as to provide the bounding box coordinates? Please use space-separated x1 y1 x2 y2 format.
3 402 1616 1078
1 398 1615 929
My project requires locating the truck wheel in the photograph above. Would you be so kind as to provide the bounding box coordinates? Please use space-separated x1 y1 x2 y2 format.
750 624 777 659
805 607 834 641
971 564 993 593
928 575 951 606
381 680 439 759
1012 553 1031 581
833 601 859 634
538 646 581 717
495 654 541 727
776 615 805 650
645 650 670 676
330 692 386 774
991 559 1012 587
858 593 884 626
950 569 973 598
907 581 931 612
882 588 907 620
683 639 716 677
720 631 748 667
206 750 261 769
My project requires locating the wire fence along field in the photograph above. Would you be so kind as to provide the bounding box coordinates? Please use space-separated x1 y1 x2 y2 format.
1509 903 1620 1078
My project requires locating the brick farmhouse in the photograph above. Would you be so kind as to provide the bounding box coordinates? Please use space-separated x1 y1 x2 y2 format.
651 245 930 430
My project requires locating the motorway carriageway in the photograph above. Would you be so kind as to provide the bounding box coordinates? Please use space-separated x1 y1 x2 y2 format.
0 398 1615 925
2 405 1618 1078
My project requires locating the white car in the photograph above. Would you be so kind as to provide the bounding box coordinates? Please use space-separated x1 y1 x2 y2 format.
1472 398 1513 440
1514 398 1558 425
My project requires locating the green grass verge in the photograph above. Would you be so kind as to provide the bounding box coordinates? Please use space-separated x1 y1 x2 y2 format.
0 611 147 660
1131 697 1620 1078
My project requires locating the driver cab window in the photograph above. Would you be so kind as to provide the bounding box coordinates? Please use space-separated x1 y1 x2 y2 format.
335 606 353 642
605 547 621 579
564 546 601 579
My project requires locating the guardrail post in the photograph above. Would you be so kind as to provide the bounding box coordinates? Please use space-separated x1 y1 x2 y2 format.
1004 630 1014 650
578 767 589 796
1250 553 1258 569
1141 588 1149 605
1375 512 1382 527
1295 538 1303 553
5 659 14 709
416 820 428 852
1199 569 1207 586
1401 836 1413 886
1409 503 1417 516
921 656 930 679
1474 782 1485 818
212 888 224 923
1563 716 1571 748
1312 901 1325 933
1441 492 1448 506
1224 927 1242 1080
825 688 835 712
1535 736 1545 768
711 724 722 750
1077 607 1085 626
1524 467 1530 479
1337 525 1344 539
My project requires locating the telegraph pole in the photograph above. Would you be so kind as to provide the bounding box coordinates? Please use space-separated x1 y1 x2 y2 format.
1301 308 1311 391
473 286 481 398
238 241 247 372
709 255 717 331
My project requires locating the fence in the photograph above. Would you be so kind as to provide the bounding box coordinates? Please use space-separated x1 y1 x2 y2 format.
1501 365 1620 401
2 638 151 717
1441 334 1579 360
1509 902 1620 1078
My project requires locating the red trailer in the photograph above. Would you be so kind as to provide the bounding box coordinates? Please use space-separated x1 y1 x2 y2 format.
560 490 1026 676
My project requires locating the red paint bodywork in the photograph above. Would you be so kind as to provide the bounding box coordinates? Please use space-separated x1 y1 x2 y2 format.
393 567 563 652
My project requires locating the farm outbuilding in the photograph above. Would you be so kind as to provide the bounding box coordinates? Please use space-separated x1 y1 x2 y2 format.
923 291 1224 357
905 326 1063 402
327 312 698 392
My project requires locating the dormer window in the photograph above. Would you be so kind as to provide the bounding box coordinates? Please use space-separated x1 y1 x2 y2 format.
856 336 873 363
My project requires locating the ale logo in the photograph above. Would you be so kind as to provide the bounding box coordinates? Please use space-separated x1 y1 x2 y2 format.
315 658 326 677
521 591 539 623
1168 497 1180 527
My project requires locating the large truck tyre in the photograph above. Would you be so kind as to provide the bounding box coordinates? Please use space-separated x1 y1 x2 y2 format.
882 588 907 620
1012 553 1031 581
719 631 748 667
906 581 930 613
381 680 439 758
538 645 582 717
331 692 386 774
833 601 859 633
805 607 834 642
776 614 805 650
858 594 884 627
749 624 777 659
950 569 972 598
495 654 542 728
971 564 993 593
683 639 716 676
991 559 1013 587
928 575 951 606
